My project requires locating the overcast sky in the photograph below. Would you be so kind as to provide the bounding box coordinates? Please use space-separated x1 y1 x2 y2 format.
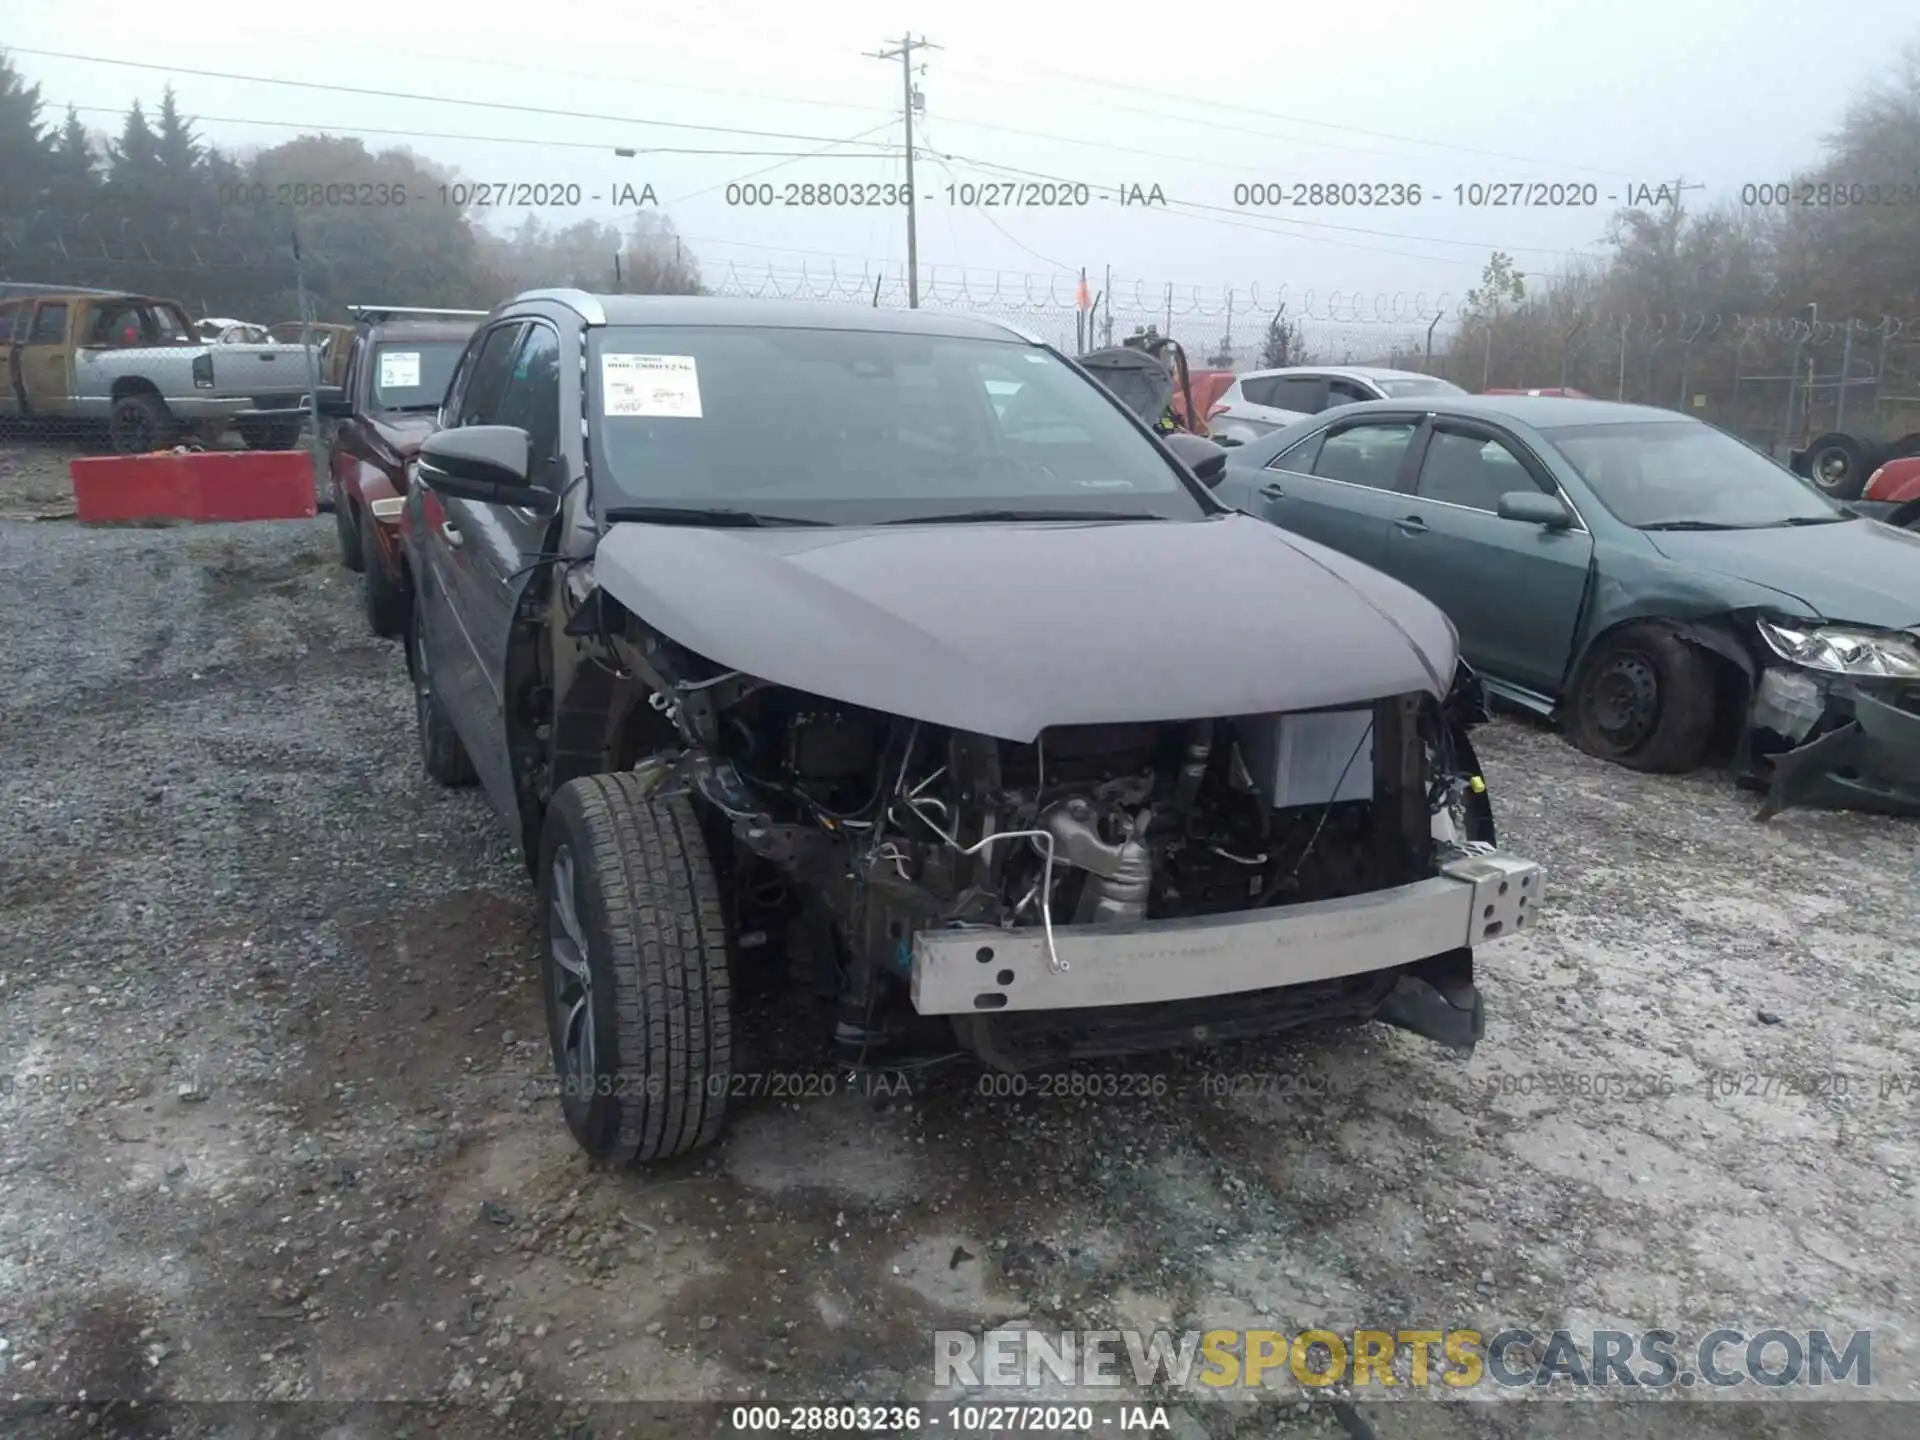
7 0 1915 325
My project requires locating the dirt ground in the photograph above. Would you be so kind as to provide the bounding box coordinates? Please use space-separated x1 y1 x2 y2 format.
1 441 1917 1440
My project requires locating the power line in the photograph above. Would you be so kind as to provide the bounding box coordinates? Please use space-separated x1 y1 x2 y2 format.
919 125 1074 274
934 60 1643 180
661 121 899 207
155 20 897 122
47 103 893 159
6 47 906 151
927 150 1602 265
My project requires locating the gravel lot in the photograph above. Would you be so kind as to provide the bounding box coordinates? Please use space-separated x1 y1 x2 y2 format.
1 440 1916 1439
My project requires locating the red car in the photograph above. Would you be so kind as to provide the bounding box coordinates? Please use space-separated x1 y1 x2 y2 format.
1858 455 1920 529
319 310 483 635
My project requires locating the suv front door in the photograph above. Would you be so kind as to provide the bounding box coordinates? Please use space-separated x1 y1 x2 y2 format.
329 332 369 507
1381 420 1594 696
430 320 566 822
420 319 525 797
1252 413 1423 569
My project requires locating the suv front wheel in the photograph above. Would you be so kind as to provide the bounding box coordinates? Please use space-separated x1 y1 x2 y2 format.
538 777 734 1164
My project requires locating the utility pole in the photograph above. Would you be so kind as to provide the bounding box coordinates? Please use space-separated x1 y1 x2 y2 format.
867 33 939 308
290 223 325 509
1668 175 1706 212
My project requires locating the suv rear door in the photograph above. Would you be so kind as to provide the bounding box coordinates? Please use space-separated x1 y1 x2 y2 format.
1237 373 1332 425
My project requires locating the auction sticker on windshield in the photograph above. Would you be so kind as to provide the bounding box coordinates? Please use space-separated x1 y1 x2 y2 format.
603 353 703 418
379 351 421 387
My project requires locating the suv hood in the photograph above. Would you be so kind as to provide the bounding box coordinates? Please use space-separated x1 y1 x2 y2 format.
370 412 437 457
1643 520 1920 630
590 513 1457 741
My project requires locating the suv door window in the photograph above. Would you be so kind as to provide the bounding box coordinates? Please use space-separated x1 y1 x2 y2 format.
29 302 67 343
1327 378 1375 405
453 322 526 427
1266 375 1331 413
1311 421 1418 490
1415 429 1541 512
1237 377 1279 407
488 324 562 481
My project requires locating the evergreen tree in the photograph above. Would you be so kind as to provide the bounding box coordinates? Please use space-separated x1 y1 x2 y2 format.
107 100 162 202
49 106 99 205
0 49 56 223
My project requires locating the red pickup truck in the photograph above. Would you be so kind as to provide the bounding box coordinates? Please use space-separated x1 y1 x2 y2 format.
318 309 482 636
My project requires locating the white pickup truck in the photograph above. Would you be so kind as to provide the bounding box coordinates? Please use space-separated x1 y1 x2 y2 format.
0 285 319 452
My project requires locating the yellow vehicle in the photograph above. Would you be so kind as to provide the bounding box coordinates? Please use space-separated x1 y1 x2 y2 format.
269 321 357 391
0 284 317 451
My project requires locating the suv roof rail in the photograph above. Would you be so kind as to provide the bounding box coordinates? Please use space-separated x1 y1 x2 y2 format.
346 304 491 322
512 289 608 325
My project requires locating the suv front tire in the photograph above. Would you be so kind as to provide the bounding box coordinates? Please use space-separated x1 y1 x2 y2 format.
538 777 734 1164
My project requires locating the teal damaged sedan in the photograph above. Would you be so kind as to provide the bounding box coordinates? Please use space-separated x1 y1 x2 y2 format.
1213 396 1920 817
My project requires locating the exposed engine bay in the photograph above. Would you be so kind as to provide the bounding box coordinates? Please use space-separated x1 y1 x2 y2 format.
569 597 1498 1066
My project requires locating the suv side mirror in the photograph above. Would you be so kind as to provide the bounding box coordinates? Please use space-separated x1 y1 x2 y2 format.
1162 431 1229 486
1497 490 1574 529
315 389 353 419
417 426 555 513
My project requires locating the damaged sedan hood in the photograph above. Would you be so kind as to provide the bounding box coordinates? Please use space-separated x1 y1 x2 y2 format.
1643 520 1920 630
590 514 1457 741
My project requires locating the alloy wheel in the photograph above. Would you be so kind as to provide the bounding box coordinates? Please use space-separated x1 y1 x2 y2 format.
547 843 597 1097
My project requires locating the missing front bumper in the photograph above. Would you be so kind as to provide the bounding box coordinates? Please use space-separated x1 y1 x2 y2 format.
1748 668 1920 820
909 851 1542 1015
1754 688 1920 819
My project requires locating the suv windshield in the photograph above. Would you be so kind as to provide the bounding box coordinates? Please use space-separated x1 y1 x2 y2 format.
1543 420 1846 528
1375 375 1465 398
586 324 1206 524
370 340 465 412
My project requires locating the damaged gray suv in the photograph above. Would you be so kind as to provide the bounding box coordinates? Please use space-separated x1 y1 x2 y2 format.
400 291 1546 1164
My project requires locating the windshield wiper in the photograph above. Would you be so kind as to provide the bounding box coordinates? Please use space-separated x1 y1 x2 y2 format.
600 505 830 528
881 509 1168 525
1638 519 1750 531
1771 512 1855 525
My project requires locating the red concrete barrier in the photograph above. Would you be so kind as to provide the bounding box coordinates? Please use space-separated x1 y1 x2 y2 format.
70 450 317 525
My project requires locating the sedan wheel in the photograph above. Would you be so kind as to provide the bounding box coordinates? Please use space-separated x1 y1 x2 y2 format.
1568 625 1717 774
